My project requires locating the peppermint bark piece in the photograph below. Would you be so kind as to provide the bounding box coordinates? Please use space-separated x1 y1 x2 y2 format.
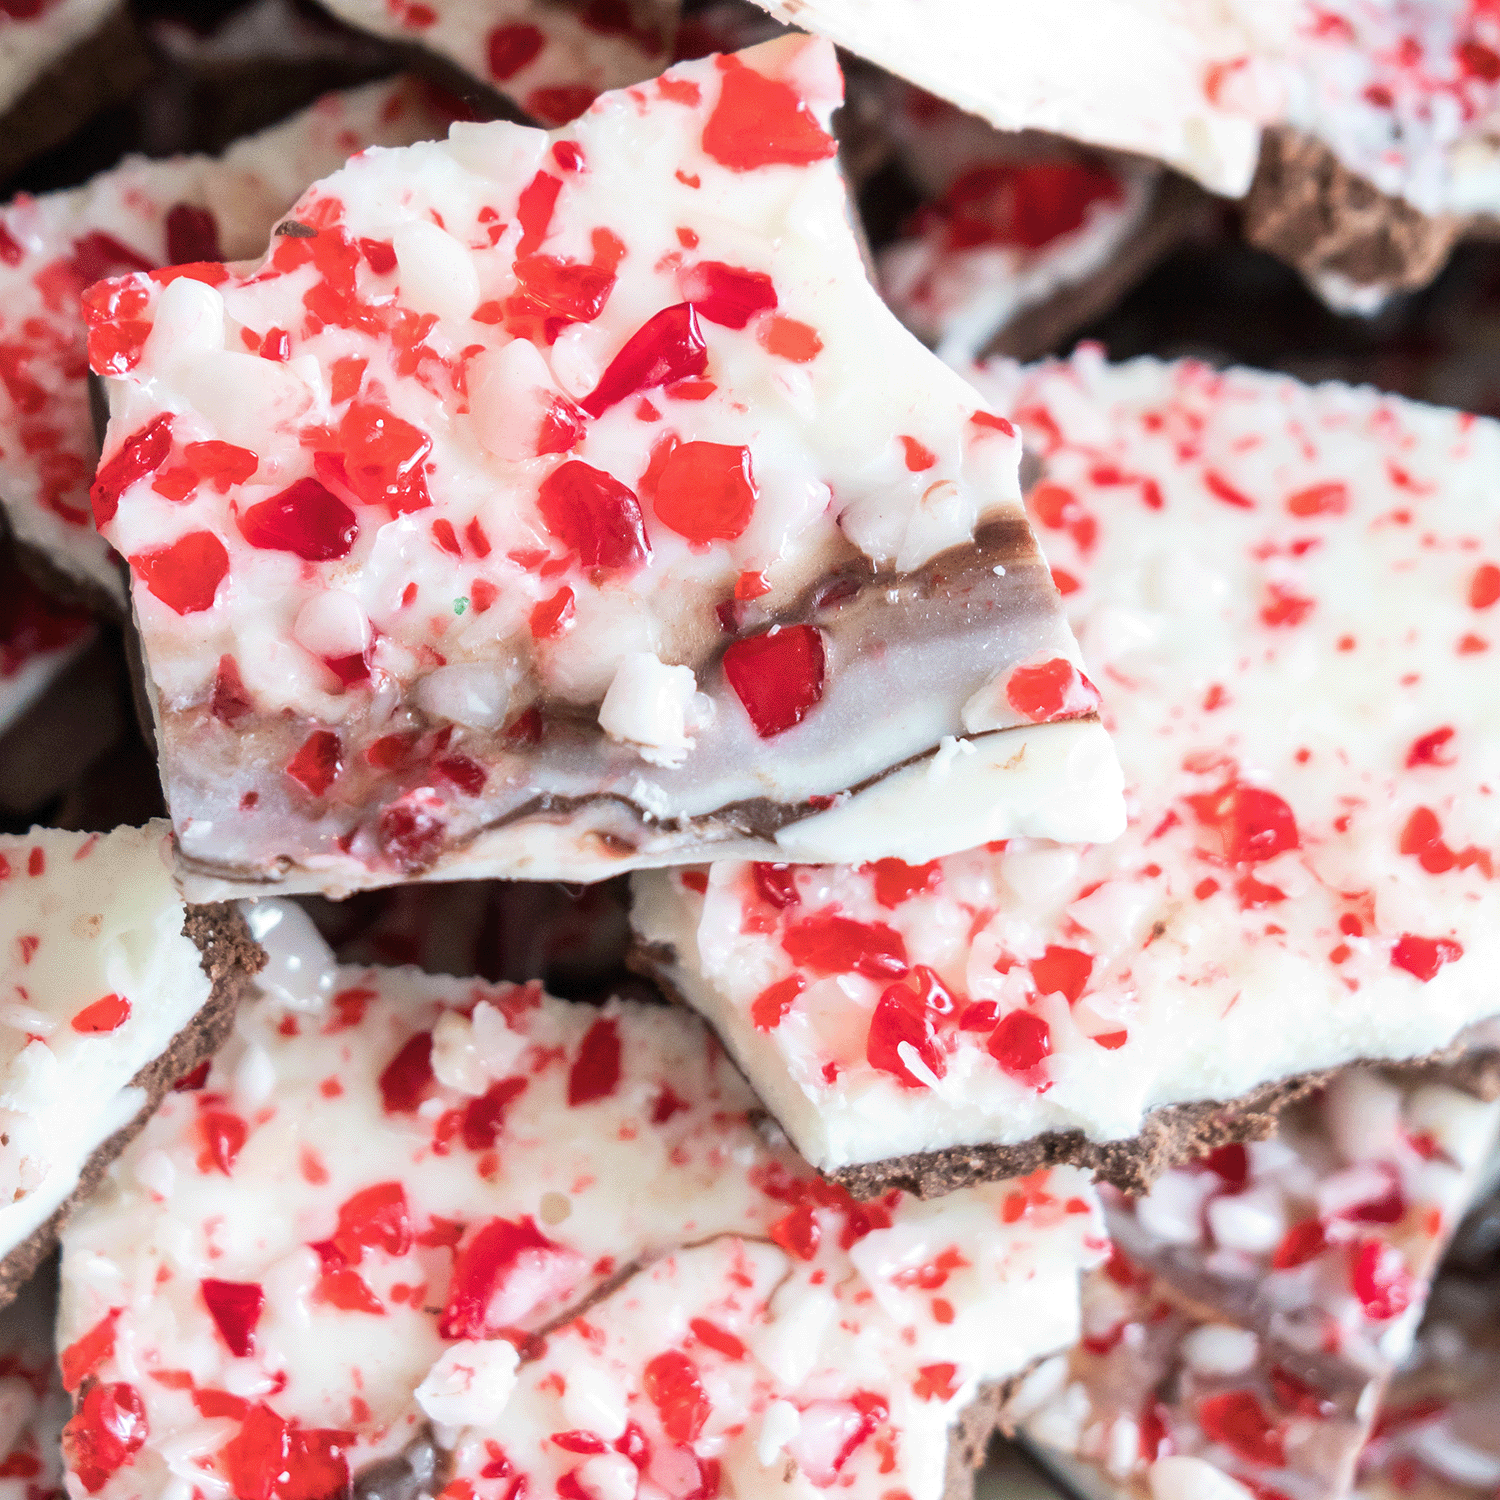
86 36 1122 901
57 907 1106 1500
0 823 263 1304
0 76 450 614
632 353 1500 1196
310 0 677 125
1011 1068 1500 1500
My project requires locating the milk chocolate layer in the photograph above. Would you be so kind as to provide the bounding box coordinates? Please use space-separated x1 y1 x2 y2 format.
0 902 263 1308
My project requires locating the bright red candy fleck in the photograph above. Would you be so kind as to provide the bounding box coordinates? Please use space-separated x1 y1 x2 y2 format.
285 731 342 797
770 1201 821 1260
1005 656 1102 722
64 1382 148 1494
439 1216 569 1338
201 1279 264 1357
1406 727 1456 768
339 402 432 513
1269 1365 1335 1419
90 414 173 528
867 968 951 1088
753 862 800 908
1285 481 1348 516
580 303 708 418
462 1077 528 1151
378 792 446 871
130 531 229 615
536 461 650 571
722 625 826 738
240 479 358 561
333 1181 413 1263
690 1318 746 1361
436 755 487 797
701 54 837 171
487 21 544 78
378 1032 435 1113
1203 1141 1249 1187
680 260 777 328
568 1018 621 1105
751 974 804 1032
1390 933 1463 982
60 1310 120 1393
1350 1239 1415 1321
72 994 130 1034
1469 563 1500 609
867 858 941 908
1261 584 1315 627
653 441 757 543
1029 946 1093 1004
1187 781 1299 865
1197 1390 1285 1467
783 913 908 979
530 586 576 640
185 441 257 491
219 1403 351 1500
643 1351 711 1443
203 1110 247 1174
988 1010 1051 1077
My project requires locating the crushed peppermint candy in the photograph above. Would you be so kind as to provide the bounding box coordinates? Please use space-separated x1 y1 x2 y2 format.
87 35 1119 900
57 908 1106 1500
631 352 1500 1180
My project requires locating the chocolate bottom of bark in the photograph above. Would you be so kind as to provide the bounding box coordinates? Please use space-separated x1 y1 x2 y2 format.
1243 126 1464 309
984 170 1218 363
0 901 264 1308
946 1375 1035 1500
632 936 1500 1200
0 5 151 191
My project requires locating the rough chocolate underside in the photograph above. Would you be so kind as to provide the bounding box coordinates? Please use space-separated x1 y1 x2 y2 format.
0 901 265 1308
1243 125 1461 297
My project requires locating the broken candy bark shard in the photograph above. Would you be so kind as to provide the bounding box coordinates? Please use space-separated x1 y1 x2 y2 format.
1011 1067 1500 1500
0 75 452 614
0 823 264 1308
57 905 1106 1500
631 352 1500 1193
87 35 1122 901
312 0 677 125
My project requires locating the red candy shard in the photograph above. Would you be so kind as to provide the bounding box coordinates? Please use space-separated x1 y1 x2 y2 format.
487 22 544 79
91 414 173 528
752 974 805 1032
333 1181 413 1263
185 441 258 491
240 479 358 561
1286 481 1348 516
753 862 800 909
1203 1141 1249 1186
64 1381 148 1494
679 260 777 328
643 1351 710 1443
867 967 952 1088
1469 562 1500 609
770 1201 821 1259
378 1032 435 1113
783 913 909 979
652 441 757 543
60 1309 121 1393
579 303 708 418
867 859 941 908
1271 1217 1327 1271
1390 933 1463 981
1350 1238 1415 1320
201 1279 264 1358
285 731 343 797
568 1017 622 1105
129 531 229 615
1187 780 1300 865
203 1110 247 1174
1005 656 1102 722
536 461 651 571
701 55 837 172
1029 946 1094 1004
71 994 131 1034
378 790 447 871
1197 1390 1285 1467
722 624 826 738
462 1077 528 1151
988 1010 1051 1077
219 1403 352 1500
339 402 432 513
439 1216 575 1338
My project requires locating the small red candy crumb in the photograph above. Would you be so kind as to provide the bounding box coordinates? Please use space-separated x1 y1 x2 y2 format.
285 731 342 797
1285 482 1348 516
987 1010 1051 1077
1029 946 1093 1004
867 968 951 1088
1187 780 1299 865
436 755 487 797
912 1363 959 1401
71 994 130 1034
753 862 800 909
770 1201 821 1260
1390 933 1463 982
378 791 447 871
701 54 837 172
1005 656 1102 722
1350 1239 1415 1320
60 1309 120 1393
529 586 576 640
536 461 650 571
1469 563 1500 609
439 1215 568 1339
201 1279 263 1358
1197 1390 1285 1467
900 437 937 472
568 1018 621 1105
378 1032 435 1114
680 260 777 328
202 1110 247 1174
1406 727 1456 767
219 1402 351 1500
64 1381 148 1494
333 1181 413 1262
1261 584 1315 628
644 1351 711 1443
653 441 757 543
240 479 358 561
339 402 432 514
90 414 172 528
751 974 804 1032
462 1077 528 1151
868 858 941 908
690 1318 746 1361
759 315 822 363
486 22 543 79
784 913 908 979
129 531 229 615
580 303 708 418
722 624 825 738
